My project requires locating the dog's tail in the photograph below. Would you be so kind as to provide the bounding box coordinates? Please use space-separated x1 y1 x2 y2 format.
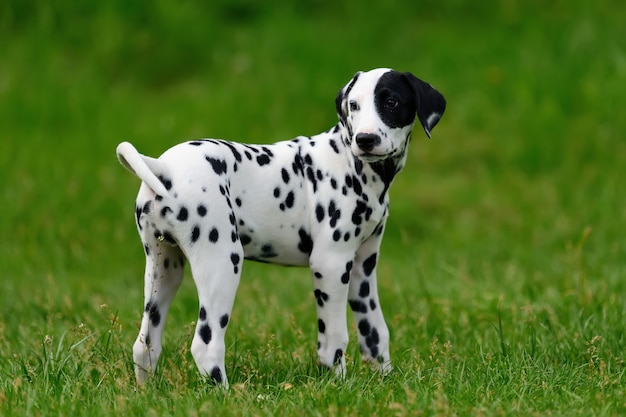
116 141 170 197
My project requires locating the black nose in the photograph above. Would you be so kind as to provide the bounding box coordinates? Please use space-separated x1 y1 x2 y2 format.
355 133 380 152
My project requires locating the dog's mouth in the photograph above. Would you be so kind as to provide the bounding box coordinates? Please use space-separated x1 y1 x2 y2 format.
356 152 388 162
354 148 399 162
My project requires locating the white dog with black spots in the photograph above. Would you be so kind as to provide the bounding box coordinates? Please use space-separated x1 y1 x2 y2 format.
116 68 446 387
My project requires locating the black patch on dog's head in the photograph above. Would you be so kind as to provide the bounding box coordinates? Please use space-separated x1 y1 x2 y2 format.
374 71 419 129
374 70 446 137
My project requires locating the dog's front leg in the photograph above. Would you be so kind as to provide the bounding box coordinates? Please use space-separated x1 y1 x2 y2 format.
348 229 392 375
310 247 355 377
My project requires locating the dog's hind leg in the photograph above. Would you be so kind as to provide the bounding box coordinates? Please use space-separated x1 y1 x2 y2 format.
186 217 243 388
132 234 185 384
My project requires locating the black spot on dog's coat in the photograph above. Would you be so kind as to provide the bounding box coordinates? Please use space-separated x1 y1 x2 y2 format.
219 140 243 162
349 299 367 314
314 289 329 307
199 324 212 344
333 349 343 365
146 302 161 327
281 168 290 184
210 367 223 384
240 234 251 245
135 206 143 230
231 253 241 274
284 191 295 209
370 345 379 359
328 200 342 228
305 166 318 192
358 319 371 336
256 154 271 166
363 253 377 276
297 228 313 255
341 261 353 284
261 244 278 258
351 201 368 225
209 228 219 243
359 281 370 298
191 226 200 243
365 327 380 359
315 204 325 222
206 156 227 175
261 146 274 157
352 175 363 196
158 175 172 190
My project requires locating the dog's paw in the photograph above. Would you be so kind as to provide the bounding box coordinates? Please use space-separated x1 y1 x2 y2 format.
363 355 393 376
332 360 347 379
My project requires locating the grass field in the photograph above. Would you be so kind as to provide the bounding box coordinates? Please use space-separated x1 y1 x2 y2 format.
1 1 625 415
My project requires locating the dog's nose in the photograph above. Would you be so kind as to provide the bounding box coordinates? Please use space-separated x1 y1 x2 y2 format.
355 133 380 152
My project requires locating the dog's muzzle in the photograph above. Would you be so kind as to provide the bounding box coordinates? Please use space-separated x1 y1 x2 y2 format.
355 133 381 153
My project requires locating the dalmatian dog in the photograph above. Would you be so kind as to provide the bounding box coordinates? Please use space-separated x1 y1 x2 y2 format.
116 68 445 387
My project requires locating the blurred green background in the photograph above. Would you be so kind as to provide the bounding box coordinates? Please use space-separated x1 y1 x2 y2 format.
2 0 622 287
0 0 625 413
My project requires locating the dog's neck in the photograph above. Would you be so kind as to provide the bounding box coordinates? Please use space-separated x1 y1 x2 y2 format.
333 122 409 204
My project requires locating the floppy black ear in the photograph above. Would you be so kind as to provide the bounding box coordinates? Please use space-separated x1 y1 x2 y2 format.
335 87 347 124
404 72 446 138
335 71 362 124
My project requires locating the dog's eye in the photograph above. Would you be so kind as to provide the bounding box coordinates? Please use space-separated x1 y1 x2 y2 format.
385 98 398 108
349 101 359 112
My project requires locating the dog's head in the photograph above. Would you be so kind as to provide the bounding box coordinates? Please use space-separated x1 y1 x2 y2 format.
335 68 446 162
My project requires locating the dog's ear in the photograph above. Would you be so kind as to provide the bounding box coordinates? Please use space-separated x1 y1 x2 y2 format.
335 71 362 124
335 87 347 124
404 72 446 138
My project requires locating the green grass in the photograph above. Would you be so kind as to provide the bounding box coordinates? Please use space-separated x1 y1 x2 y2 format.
1 0 625 415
